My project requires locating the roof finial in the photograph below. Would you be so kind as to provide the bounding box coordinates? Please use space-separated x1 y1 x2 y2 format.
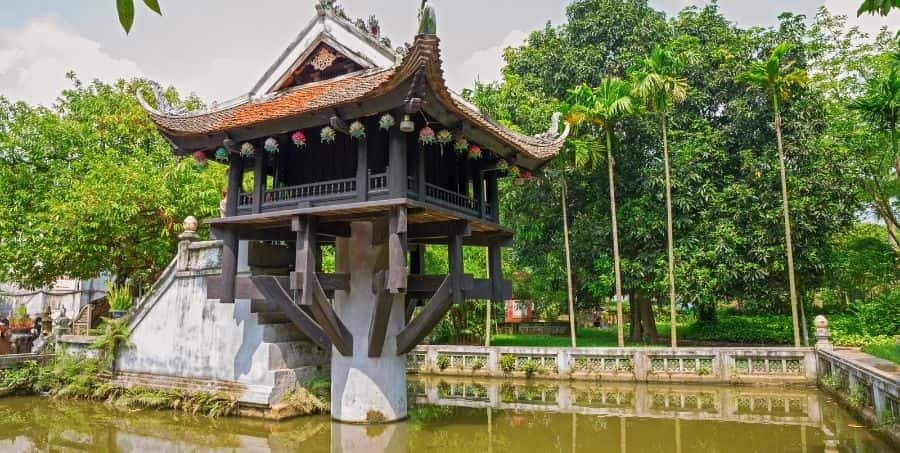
417 0 436 35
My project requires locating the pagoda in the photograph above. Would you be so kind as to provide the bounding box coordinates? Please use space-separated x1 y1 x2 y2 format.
140 1 566 423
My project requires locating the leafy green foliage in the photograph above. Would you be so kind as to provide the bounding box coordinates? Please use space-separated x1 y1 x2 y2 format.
436 353 450 370
105 282 134 311
857 0 900 17
499 354 516 374
89 317 133 371
116 0 163 33
517 358 547 378
861 341 900 364
0 76 224 290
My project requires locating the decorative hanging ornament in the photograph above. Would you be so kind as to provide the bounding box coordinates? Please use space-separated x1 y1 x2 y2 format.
379 113 396 131
321 126 336 144
264 137 279 154
193 150 207 167
508 165 521 177
467 144 482 160
400 114 415 133
292 130 307 148
419 126 435 145
436 130 452 145
496 159 509 171
453 137 469 155
214 147 228 162
240 142 255 157
520 170 534 179
349 120 366 140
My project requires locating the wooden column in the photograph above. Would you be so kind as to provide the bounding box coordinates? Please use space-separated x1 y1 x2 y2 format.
356 138 368 201
486 170 498 222
488 242 503 304
224 142 244 217
252 150 267 214
406 244 425 323
474 161 485 219
388 127 407 198
449 229 465 305
291 216 318 306
417 141 427 199
220 141 245 304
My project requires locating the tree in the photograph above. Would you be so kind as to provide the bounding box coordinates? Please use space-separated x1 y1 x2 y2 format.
631 45 692 347
857 0 900 16
737 42 809 347
563 79 634 347
116 0 162 33
850 62 900 246
0 76 223 290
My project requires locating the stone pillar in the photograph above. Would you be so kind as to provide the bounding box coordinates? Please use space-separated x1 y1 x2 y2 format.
331 222 407 423
814 315 832 352
331 421 408 453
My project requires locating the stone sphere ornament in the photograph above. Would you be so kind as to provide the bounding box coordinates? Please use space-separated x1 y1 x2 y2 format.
814 315 828 329
183 216 199 233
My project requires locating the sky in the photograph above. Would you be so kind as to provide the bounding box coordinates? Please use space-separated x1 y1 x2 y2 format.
0 0 896 106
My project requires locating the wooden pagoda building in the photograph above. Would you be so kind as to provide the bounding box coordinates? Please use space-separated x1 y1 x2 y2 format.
141 1 566 423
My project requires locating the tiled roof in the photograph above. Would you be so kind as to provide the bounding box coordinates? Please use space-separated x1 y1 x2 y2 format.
143 36 567 162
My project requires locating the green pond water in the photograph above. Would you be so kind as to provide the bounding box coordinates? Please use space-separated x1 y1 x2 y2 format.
0 377 893 452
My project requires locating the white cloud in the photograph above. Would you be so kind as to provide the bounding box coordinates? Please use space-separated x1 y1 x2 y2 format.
824 0 898 37
449 30 529 91
0 18 143 106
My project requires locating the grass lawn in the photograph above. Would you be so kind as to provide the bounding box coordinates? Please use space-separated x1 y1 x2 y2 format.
860 342 900 364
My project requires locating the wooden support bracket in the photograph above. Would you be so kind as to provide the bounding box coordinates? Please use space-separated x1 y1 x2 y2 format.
305 273 353 356
396 275 452 355
368 270 394 358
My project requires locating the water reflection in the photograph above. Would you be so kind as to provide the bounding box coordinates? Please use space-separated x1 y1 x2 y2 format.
0 378 892 452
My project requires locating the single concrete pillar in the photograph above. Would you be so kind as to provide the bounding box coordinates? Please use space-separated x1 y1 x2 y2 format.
331 222 407 423
814 315 833 352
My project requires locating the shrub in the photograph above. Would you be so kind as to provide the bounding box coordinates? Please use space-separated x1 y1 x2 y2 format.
820 373 843 391
518 358 546 378
854 289 900 337
848 384 869 409
436 353 450 371
499 354 516 374
470 357 486 372
106 282 134 312
281 387 327 415
90 318 132 371
305 371 330 404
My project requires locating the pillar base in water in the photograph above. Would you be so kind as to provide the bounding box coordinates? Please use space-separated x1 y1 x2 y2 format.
330 222 407 423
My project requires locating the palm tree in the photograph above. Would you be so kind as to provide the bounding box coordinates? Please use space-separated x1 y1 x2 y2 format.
850 65 900 247
632 46 691 348
563 78 634 347
738 42 809 347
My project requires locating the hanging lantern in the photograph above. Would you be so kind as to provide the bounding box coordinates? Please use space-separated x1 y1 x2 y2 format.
240 142 255 157
453 137 469 155
193 150 207 167
419 126 435 145
379 113 396 130
321 126 336 144
508 165 521 177
264 137 279 154
292 130 307 148
349 120 366 140
214 147 228 162
436 130 452 145
400 114 415 133
520 170 533 179
467 144 482 160
496 159 509 171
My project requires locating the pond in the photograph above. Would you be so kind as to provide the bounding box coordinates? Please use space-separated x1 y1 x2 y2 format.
0 377 892 452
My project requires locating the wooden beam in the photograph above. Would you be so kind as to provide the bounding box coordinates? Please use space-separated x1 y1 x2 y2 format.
474 159 485 219
250 275 332 351
396 275 452 355
368 271 393 358
330 115 349 134
207 273 349 300
407 221 472 239
291 216 318 306
306 273 353 356
387 207 408 293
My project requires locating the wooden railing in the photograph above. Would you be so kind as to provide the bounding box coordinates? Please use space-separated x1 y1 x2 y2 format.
263 178 357 207
425 183 478 215
368 172 388 195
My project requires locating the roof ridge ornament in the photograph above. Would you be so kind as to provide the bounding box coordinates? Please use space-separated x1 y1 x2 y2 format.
418 0 436 36
535 112 563 142
142 81 186 116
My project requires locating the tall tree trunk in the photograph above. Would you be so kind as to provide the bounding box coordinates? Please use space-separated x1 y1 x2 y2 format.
561 177 577 348
774 106 801 348
629 293 641 342
606 129 625 347
661 114 678 348
639 296 658 344
890 125 900 249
